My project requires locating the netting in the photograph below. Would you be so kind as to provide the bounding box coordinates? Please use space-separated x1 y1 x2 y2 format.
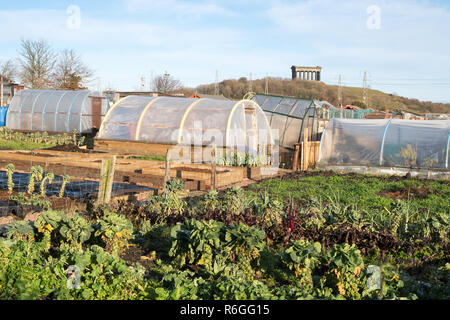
98 96 273 151
6 90 110 133
252 94 319 148
318 119 450 170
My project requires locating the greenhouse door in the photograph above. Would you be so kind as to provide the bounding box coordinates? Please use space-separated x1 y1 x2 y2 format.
91 97 102 129
245 106 258 154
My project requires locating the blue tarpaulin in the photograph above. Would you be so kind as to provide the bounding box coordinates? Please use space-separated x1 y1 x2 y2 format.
0 107 7 127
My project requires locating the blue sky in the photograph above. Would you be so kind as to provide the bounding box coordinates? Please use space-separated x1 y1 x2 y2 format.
0 0 449 103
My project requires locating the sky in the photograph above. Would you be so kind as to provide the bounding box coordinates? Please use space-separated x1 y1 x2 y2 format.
0 0 449 103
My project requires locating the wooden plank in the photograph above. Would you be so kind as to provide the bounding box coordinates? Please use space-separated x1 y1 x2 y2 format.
211 145 216 190
303 128 309 171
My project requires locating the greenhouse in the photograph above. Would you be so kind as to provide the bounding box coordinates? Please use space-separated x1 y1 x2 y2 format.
6 90 109 134
318 118 450 170
251 94 320 149
97 96 273 151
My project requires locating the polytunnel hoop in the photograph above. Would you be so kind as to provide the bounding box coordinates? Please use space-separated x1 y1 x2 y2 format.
176 99 203 144
41 91 57 131
65 91 85 133
29 90 46 130
98 96 131 138
78 93 90 133
446 131 450 169
17 90 32 130
135 97 162 140
379 119 393 166
52 92 69 132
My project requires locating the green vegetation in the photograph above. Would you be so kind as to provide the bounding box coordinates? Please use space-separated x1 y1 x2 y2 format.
196 78 450 114
128 155 166 162
0 172 448 300
0 128 86 151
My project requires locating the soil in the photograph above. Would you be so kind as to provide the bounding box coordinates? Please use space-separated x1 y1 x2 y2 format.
377 187 434 199
45 144 94 153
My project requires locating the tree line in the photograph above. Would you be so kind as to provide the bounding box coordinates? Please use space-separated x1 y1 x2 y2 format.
196 77 450 115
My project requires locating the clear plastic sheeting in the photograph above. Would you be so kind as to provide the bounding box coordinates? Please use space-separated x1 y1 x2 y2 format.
6 90 110 133
252 94 319 148
318 119 450 170
98 96 273 151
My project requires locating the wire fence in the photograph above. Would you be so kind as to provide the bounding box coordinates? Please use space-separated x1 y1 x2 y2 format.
0 152 155 219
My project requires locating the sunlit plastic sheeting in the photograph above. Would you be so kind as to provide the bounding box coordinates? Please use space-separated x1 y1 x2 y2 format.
98 96 273 151
252 94 317 148
318 119 450 169
6 89 109 133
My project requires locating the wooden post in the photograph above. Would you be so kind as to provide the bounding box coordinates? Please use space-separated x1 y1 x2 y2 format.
292 143 300 172
164 149 171 190
97 155 116 204
303 128 309 171
211 145 217 190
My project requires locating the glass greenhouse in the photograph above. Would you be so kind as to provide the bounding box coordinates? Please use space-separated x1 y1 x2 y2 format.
6 90 109 133
318 119 450 170
252 94 320 149
97 96 273 151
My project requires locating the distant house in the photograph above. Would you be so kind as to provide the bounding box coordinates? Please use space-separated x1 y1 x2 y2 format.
425 113 449 120
0 76 26 106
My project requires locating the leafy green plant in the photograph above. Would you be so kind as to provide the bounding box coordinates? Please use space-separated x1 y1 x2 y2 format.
222 186 250 216
169 219 225 273
326 243 365 299
155 270 210 300
94 210 134 254
282 240 322 288
146 180 186 217
5 221 34 241
59 175 71 198
9 192 51 210
59 213 94 247
40 172 55 197
257 190 284 228
5 163 15 194
224 222 266 277
396 144 417 166
27 166 44 194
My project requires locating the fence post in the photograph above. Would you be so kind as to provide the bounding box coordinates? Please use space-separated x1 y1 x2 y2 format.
164 149 172 190
211 144 217 190
97 155 116 204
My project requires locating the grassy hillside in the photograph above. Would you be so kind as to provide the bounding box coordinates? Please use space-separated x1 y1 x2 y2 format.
196 78 450 115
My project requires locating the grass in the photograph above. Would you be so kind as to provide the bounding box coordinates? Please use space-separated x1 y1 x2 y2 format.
0 139 57 150
246 172 450 214
128 155 166 162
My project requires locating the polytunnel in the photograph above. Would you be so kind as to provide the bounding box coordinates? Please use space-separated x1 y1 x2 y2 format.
251 94 320 149
97 96 274 151
6 90 110 133
318 118 450 170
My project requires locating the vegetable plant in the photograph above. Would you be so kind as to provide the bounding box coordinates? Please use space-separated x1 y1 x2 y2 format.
5 163 15 194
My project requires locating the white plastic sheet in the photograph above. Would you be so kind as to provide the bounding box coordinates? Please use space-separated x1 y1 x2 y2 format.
6 90 109 133
318 118 450 169
98 96 273 150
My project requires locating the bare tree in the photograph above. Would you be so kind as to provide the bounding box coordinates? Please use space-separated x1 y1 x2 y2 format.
0 59 18 82
18 39 57 89
153 73 182 94
52 49 94 90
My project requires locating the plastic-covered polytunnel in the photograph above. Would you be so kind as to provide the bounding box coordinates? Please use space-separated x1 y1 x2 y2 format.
97 96 273 151
318 119 450 170
251 94 320 148
6 90 110 133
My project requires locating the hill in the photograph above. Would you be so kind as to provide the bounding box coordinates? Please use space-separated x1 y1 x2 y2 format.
195 78 450 115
